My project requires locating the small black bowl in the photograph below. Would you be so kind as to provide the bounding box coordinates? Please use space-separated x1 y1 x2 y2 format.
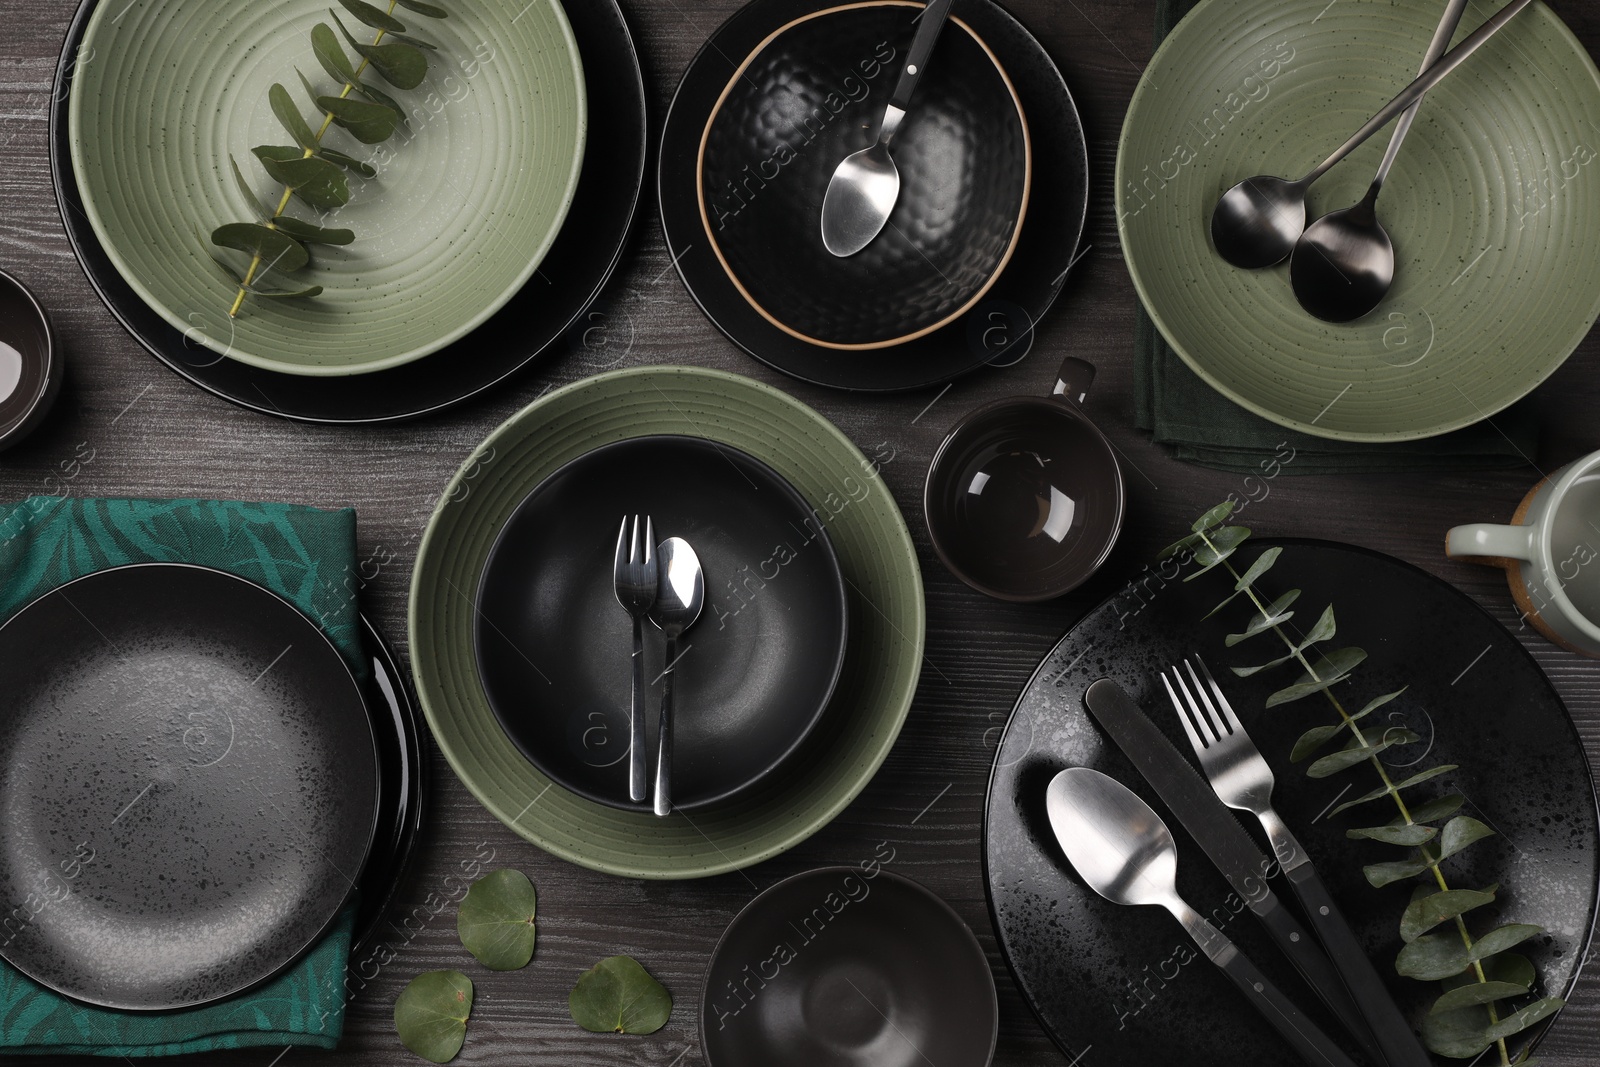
0 269 61 451
701 866 998 1067
474 435 849 813
699 1 1030 350
925 357 1125 601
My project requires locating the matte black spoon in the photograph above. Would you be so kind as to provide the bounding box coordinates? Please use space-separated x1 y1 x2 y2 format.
1289 0 1471 322
1211 0 1534 270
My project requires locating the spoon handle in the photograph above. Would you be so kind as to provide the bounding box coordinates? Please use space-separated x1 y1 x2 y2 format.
889 0 957 113
653 635 677 818
1372 0 1472 189
1304 0 1535 185
630 615 647 803
1216 942 1364 1067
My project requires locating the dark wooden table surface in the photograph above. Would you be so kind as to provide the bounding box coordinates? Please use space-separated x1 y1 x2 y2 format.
4 0 1599 1063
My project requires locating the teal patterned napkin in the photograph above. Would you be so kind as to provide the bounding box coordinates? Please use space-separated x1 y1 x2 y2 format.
0 497 363 1056
1133 0 1541 474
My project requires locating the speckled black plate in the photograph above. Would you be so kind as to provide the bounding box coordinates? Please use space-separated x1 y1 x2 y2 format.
0 564 381 1011
661 0 1087 391
49 0 646 423
985 538 1599 1065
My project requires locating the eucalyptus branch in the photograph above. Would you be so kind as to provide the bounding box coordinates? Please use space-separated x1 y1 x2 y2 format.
208 0 451 318
1167 503 1561 1064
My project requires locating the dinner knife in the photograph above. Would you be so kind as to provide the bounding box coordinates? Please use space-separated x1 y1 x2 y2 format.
1082 679 1381 1063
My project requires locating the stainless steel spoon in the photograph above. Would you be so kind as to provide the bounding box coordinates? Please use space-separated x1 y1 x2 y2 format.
648 537 705 818
1289 0 1471 322
1211 0 1534 270
820 0 956 257
1045 768 1360 1067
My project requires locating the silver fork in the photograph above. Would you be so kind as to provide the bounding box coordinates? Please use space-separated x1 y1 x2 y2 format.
612 515 656 804
1163 655 1431 1067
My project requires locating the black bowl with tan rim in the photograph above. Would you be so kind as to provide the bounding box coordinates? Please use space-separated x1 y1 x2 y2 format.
698 1 1030 351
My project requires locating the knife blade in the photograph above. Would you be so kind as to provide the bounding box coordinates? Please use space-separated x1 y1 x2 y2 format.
1083 678 1380 1064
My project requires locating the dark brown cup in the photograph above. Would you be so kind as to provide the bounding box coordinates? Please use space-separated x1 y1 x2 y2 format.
0 269 61 452
924 357 1125 601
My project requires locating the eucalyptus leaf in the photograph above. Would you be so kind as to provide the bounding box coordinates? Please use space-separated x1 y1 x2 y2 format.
248 282 325 299
252 144 306 163
1397 923 1543 981
1431 816 1496 862
297 69 326 114
1291 690 1406 762
1191 501 1237 533
1424 995 1563 1057
1234 546 1283 591
209 222 310 273
254 149 351 210
319 148 379 178
1301 603 1337 645
1346 823 1437 847
456 869 538 971
228 155 268 219
568 956 672 1035
355 81 411 126
1158 531 1204 561
1226 589 1301 646
389 31 438 51
269 82 318 149
1432 980 1529 1012
335 13 428 89
338 0 408 32
271 215 355 244
1401 885 1498 942
1188 526 1253 582
1265 647 1367 708
1333 765 1458 816
394 970 472 1063
1407 793 1466 824
1483 996 1563 1043
319 94 402 143
1306 729 1418 779
1364 855 1434 888
312 22 358 83
397 0 448 16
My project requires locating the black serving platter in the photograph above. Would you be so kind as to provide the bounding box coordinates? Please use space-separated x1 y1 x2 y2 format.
985 538 1600 1065
0 564 381 1012
49 0 647 423
474 435 849 814
660 0 1088 392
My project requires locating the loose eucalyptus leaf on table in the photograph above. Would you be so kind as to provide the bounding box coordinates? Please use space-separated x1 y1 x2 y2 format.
569 956 672 1035
394 970 473 1064
457 869 538 971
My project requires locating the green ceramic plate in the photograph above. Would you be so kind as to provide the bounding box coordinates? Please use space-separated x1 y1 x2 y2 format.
408 367 924 879
1118 0 1600 441
69 0 586 376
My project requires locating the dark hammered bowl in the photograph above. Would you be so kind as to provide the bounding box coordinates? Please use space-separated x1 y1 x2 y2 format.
699 2 1030 350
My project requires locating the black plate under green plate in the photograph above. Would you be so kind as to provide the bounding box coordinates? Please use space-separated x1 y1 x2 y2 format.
700 868 998 1066
0 564 381 1011
984 538 1599 1064
475 435 848 813
48 0 646 423
660 0 1087 391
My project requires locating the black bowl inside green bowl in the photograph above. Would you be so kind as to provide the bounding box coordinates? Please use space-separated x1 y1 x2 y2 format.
699 2 1030 349
0 269 61 450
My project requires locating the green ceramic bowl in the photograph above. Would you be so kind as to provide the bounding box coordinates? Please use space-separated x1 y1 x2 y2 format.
1118 0 1600 441
69 0 586 376
408 367 924 879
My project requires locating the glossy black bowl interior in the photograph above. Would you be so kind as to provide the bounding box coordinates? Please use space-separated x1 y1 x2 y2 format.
701 3 1029 348
701 867 998 1067
0 269 59 448
0 564 379 1011
926 396 1125 601
475 435 849 812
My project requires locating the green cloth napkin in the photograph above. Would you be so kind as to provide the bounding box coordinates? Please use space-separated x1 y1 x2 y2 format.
1134 0 1541 475
0 497 363 1056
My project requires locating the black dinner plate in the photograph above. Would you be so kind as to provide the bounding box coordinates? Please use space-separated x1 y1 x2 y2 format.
984 538 1600 1064
660 0 1088 392
351 614 427 956
0 564 381 1011
700 867 998 1067
475 435 850 813
48 0 647 424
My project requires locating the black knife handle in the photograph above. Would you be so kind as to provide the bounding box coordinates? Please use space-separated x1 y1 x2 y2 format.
1255 891 1383 1064
1286 862 1432 1067
1216 943 1364 1067
890 0 957 113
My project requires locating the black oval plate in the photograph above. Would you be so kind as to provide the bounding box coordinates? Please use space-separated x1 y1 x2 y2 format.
0 564 381 1012
700 867 998 1067
984 538 1599 1064
475 435 849 813
48 0 647 424
660 0 1088 392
